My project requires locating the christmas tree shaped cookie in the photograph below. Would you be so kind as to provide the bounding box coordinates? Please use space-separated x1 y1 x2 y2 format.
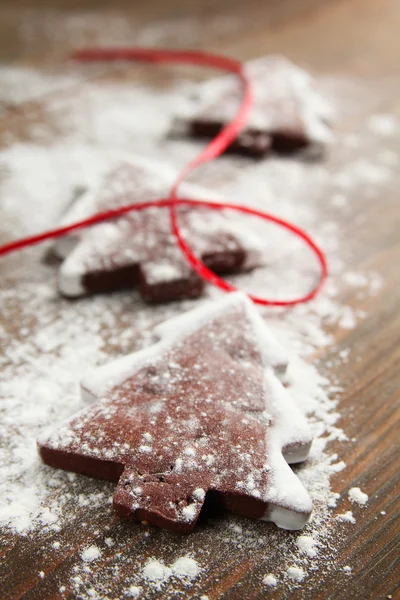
38 293 313 532
178 56 332 157
55 156 265 303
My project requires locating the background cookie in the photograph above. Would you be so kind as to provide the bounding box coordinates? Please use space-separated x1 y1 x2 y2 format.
55 157 266 303
176 56 332 157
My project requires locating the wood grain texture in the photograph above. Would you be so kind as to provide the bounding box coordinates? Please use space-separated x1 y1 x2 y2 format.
0 0 399 599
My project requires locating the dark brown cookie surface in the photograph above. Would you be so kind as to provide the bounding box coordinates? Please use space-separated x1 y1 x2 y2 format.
56 158 265 303
178 56 332 157
38 293 313 533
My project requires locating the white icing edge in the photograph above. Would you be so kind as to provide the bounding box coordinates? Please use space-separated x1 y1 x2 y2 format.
266 504 310 531
55 234 80 260
58 259 85 297
264 370 312 458
54 188 98 259
241 298 289 377
262 447 312 530
261 370 312 528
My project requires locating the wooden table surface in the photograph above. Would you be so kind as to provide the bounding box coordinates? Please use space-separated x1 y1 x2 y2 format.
0 1 399 599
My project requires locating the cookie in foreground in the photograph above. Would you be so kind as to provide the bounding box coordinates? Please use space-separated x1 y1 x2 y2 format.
38 293 313 532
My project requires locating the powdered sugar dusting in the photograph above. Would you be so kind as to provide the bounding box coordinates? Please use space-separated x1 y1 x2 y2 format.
0 56 395 597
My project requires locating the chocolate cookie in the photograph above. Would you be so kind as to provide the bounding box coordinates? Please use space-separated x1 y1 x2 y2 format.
38 293 313 533
177 56 332 157
55 157 265 303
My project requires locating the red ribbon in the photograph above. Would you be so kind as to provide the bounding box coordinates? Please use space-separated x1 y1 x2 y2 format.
0 48 328 307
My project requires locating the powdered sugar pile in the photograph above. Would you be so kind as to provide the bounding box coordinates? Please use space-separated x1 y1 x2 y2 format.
263 573 277 587
81 546 102 563
141 555 200 590
348 487 368 506
336 511 356 524
0 60 395 598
